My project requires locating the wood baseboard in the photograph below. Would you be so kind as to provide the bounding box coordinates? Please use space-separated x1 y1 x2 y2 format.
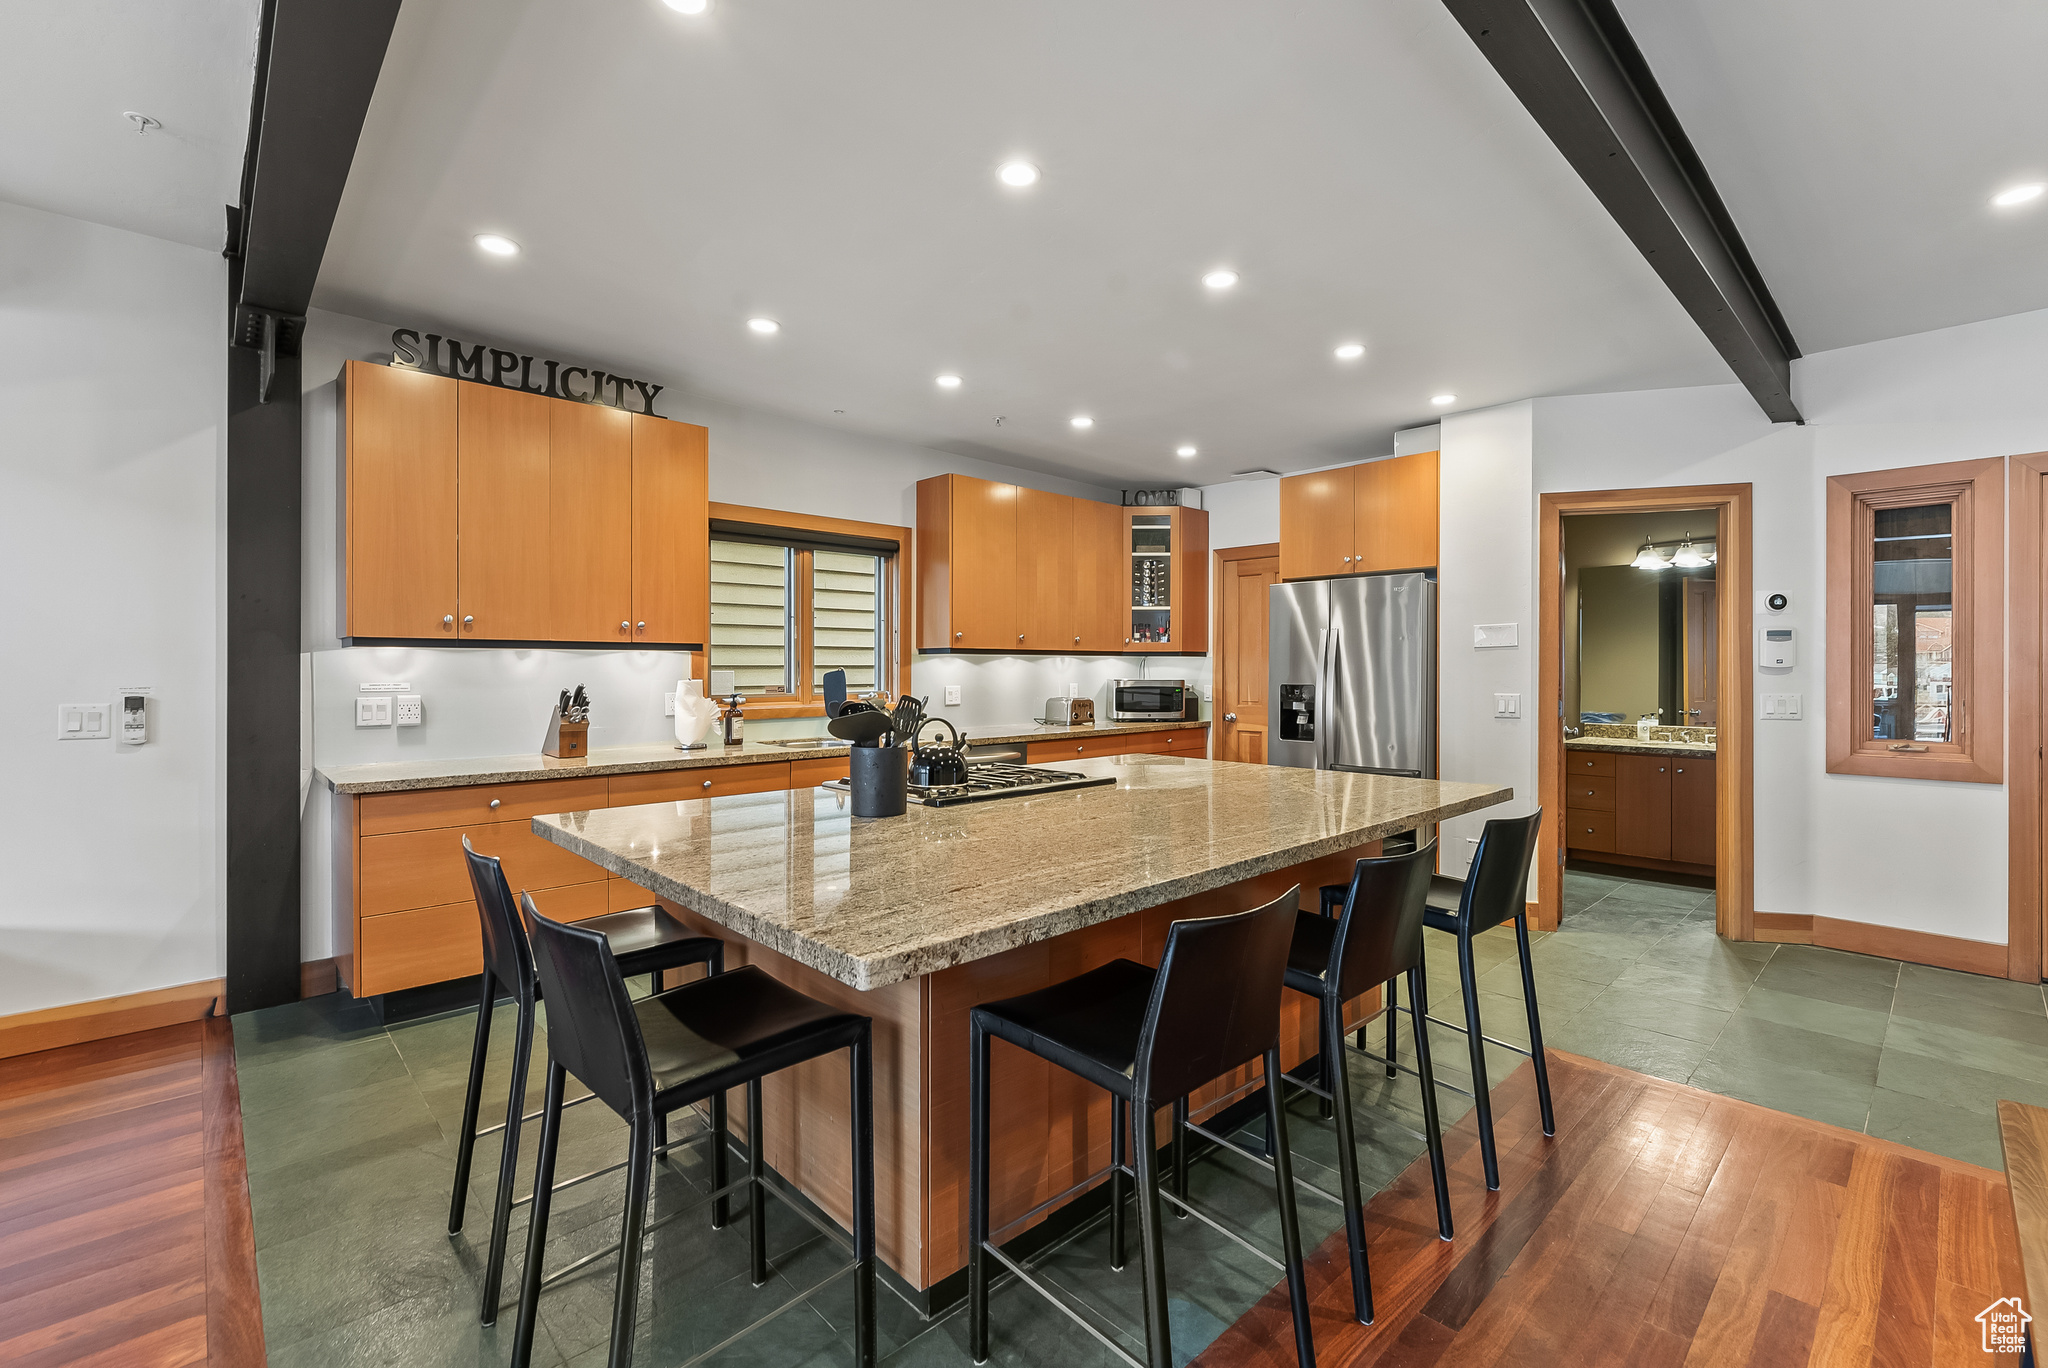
0 979 224 1061
300 956 340 999
1751 911 2008 978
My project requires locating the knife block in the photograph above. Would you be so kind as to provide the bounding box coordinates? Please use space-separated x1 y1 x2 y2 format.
542 707 589 759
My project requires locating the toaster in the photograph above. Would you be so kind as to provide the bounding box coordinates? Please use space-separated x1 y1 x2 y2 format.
1038 696 1095 726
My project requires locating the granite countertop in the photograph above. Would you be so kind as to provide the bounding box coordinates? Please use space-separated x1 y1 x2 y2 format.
1566 736 1717 758
532 754 1511 990
316 718 1209 795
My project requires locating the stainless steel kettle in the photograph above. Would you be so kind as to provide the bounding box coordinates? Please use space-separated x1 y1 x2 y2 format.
909 718 969 786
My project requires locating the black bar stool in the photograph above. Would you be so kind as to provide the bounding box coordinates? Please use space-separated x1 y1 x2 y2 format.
1264 841 1452 1326
968 887 1316 1368
448 838 726 1326
513 891 876 1368
1418 811 1549 1190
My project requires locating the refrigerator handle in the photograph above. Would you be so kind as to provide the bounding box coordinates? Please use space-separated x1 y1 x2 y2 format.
1318 624 1339 770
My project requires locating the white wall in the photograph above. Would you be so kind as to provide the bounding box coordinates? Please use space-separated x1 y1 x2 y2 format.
0 201 226 1015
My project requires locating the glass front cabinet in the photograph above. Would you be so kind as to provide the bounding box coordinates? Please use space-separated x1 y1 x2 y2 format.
1125 506 1208 653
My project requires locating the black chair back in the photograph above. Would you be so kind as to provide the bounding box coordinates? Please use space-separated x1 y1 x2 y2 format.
1327 840 1438 1000
1456 811 1545 935
463 837 536 995
1135 886 1300 1105
521 892 651 1122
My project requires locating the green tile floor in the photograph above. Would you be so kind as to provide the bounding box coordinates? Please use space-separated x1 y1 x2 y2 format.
233 869 2048 1367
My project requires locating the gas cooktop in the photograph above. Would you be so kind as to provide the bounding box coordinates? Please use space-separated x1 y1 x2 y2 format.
823 762 1116 808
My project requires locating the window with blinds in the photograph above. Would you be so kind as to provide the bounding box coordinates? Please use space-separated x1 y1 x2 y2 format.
709 538 885 700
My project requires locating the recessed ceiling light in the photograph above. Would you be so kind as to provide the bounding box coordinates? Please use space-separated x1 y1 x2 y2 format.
664 0 710 11
474 234 520 256
747 317 780 335
1431 393 1457 407
1333 342 1366 361
1176 445 1197 458
1202 269 1239 290
1993 182 2045 208
998 160 1040 188
935 374 962 389
1070 415 1094 429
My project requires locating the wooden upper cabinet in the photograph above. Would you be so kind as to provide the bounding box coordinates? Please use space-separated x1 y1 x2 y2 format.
1016 488 1075 651
1074 499 1127 654
1170 506 1208 653
916 474 1017 650
456 384 551 640
1278 467 1355 580
629 413 709 646
1354 450 1438 573
344 360 458 638
548 402 635 643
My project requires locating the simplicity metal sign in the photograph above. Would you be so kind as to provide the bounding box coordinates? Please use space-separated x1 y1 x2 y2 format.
389 329 665 415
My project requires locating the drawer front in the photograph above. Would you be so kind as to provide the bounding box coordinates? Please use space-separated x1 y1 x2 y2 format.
1567 750 1617 778
360 820 607 916
1567 810 1617 854
360 776 609 836
610 763 793 805
1567 774 1617 813
357 883 607 997
1025 735 1139 764
790 755 851 788
1127 730 1206 756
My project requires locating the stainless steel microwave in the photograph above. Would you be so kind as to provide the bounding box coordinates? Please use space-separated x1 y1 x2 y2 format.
1110 679 1187 721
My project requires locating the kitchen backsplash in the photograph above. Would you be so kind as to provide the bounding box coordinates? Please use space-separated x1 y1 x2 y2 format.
1580 722 1718 746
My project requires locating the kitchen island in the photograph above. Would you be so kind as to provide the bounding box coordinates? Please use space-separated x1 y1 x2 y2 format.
533 753 1511 1300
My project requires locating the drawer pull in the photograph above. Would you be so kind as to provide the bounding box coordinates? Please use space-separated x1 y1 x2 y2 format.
488 799 501 810
702 779 713 789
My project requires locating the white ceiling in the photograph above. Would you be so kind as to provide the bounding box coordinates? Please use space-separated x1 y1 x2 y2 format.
315 0 1727 486
1618 0 2048 355
0 0 260 251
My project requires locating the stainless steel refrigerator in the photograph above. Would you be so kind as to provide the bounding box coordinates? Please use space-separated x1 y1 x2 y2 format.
1268 571 1436 777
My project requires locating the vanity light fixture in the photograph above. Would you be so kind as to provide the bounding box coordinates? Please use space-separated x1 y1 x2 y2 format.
1629 538 1671 571
1333 342 1365 361
1070 415 1094 429
935 374 962 389
747 317 780 335
1992 182 2045 208
998 160 1040 188
1671 536 1711 569
1176 445 1197 458
474 234 520 256
1202 269 1239 290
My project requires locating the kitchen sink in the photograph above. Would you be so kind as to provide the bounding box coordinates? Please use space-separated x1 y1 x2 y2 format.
762 738 851 750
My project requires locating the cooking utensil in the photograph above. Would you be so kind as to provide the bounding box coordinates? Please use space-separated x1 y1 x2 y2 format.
823 669 848 718
837 700 876 716
889 694 925 745
827 711 897 747
909 716 969 786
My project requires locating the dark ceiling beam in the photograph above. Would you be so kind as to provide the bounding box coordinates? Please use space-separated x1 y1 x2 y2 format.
1441 0 1803 423
221 0 398 1015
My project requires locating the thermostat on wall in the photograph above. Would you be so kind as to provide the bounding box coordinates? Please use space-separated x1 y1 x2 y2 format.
1758 626 1796 669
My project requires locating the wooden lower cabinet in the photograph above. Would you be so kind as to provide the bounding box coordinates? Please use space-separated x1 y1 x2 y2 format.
1670 757 1718 866
1615 756 1674 862
1564 749 1716 873
357 884 609 997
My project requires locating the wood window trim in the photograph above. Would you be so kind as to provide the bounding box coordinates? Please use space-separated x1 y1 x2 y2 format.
707 502 913 719
1825 458 2003 784
2006 452 2048 982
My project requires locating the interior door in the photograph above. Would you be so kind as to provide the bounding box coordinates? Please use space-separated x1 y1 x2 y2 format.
1278 467 1354 580
950 477 1018 650
456 384 551 639
345 360 458 638
629 413 709 646
1684 577 1719 725
548 402 634 642
1216 553 1278 762
1016 488 1074 650
1074 499 1126 653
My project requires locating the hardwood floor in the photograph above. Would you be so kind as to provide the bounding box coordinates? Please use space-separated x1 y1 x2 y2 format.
1195 1051 2028 1367
0 1020 263 1367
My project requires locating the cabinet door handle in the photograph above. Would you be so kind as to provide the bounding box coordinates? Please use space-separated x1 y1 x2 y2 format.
621 621 631 634
1074 636 1080 644
488 799 501 810
1019 634 1024 642
956 632 963 640
1076 745 1085 752
637 621 646 633
443 614 455 630
1675 767 1684 774
1659 766 1666 773
464 615 475 629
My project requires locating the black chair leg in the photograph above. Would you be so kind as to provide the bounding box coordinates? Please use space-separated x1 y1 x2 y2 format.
1264 1048 1318 1368
1323 997 1373 1327
1314 1005 1334 1120
480 992 536 1324
1405 965 1453 1241
1382 976 1398 1077
1457 931 1500 1190
449 969 495 1235
746 1078 768 1286
607 1116 655 1368
711 1087 730 1229
968 1021 991 1365
1109 1094 1129 1270
850 1030 877 1368
1514 911 1556 1137
1171 1096 1189 1217
1130 1101 1173 1368
511 1061 566 1368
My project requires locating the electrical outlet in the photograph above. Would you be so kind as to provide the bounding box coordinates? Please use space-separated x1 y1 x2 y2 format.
57 704 112 739
394 694 423 727
1761 693 1803 720
1494 693 1521 719
944 685 962 707
1066 681 1079 699
356 696 392 727
663 691 677 717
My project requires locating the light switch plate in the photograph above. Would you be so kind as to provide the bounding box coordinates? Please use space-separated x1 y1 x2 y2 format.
57 704 112 739
394 695 423 726
356 696 393 727
944 685 962 707
1761 693 1803 720
1494 693 1522 718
